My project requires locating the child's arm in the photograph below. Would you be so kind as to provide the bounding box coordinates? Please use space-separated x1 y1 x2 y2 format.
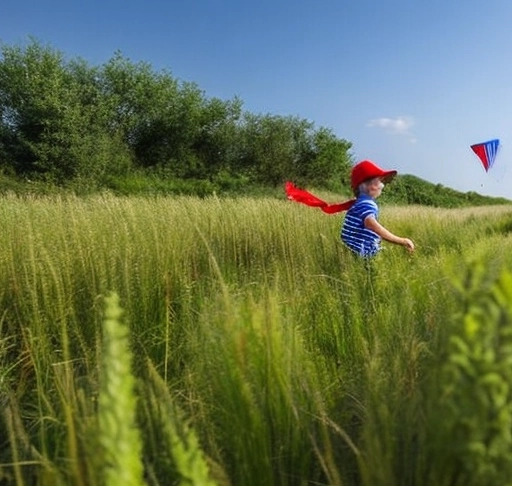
364 216 415 252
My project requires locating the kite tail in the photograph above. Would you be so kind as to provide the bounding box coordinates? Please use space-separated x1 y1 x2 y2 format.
285 181 355 214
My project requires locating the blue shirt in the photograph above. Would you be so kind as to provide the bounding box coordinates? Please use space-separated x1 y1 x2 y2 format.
340 195 381 257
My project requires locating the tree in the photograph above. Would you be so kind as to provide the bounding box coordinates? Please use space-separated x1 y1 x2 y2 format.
237 113 352 187
0 39 132 183
0 39 355 191
308 127 352 187
192 96 243 179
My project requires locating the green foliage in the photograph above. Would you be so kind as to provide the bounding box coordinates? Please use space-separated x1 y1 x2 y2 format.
99 292 145 486
427 264 512 486
103 171 217 196
0 39 132 183
2 193 512 485
140 360 220 486
0 38 351 191
384 174 511 208
238 113 352 187
1 39 510 205
309 126 353 187
188 289 328 486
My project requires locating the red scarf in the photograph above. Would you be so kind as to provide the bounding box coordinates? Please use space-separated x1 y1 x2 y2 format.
285 181 355 214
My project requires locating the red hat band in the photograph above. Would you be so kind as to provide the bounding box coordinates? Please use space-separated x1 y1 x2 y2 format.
351 160 397 190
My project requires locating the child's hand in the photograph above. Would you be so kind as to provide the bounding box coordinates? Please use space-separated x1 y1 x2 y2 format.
402 238 415 252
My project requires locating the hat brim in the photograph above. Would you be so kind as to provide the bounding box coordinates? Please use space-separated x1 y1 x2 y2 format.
361 170 397 185
380 170 397 183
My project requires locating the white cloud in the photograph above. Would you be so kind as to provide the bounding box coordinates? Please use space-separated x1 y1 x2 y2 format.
366 116 416 143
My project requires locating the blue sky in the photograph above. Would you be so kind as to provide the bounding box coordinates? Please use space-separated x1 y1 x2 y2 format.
3 0 512 199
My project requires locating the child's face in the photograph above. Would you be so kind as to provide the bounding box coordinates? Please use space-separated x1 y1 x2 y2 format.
366 177 384 198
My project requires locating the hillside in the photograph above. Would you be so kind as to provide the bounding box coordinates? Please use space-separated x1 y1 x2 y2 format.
381 174 512 208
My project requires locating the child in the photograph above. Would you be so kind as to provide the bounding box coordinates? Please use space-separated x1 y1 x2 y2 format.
285 160 415 258
341 160 415 257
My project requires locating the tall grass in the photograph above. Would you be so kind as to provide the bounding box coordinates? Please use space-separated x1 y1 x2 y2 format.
1 193 512 485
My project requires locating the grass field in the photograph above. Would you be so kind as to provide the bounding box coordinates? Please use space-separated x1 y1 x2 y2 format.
1 193 512 486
